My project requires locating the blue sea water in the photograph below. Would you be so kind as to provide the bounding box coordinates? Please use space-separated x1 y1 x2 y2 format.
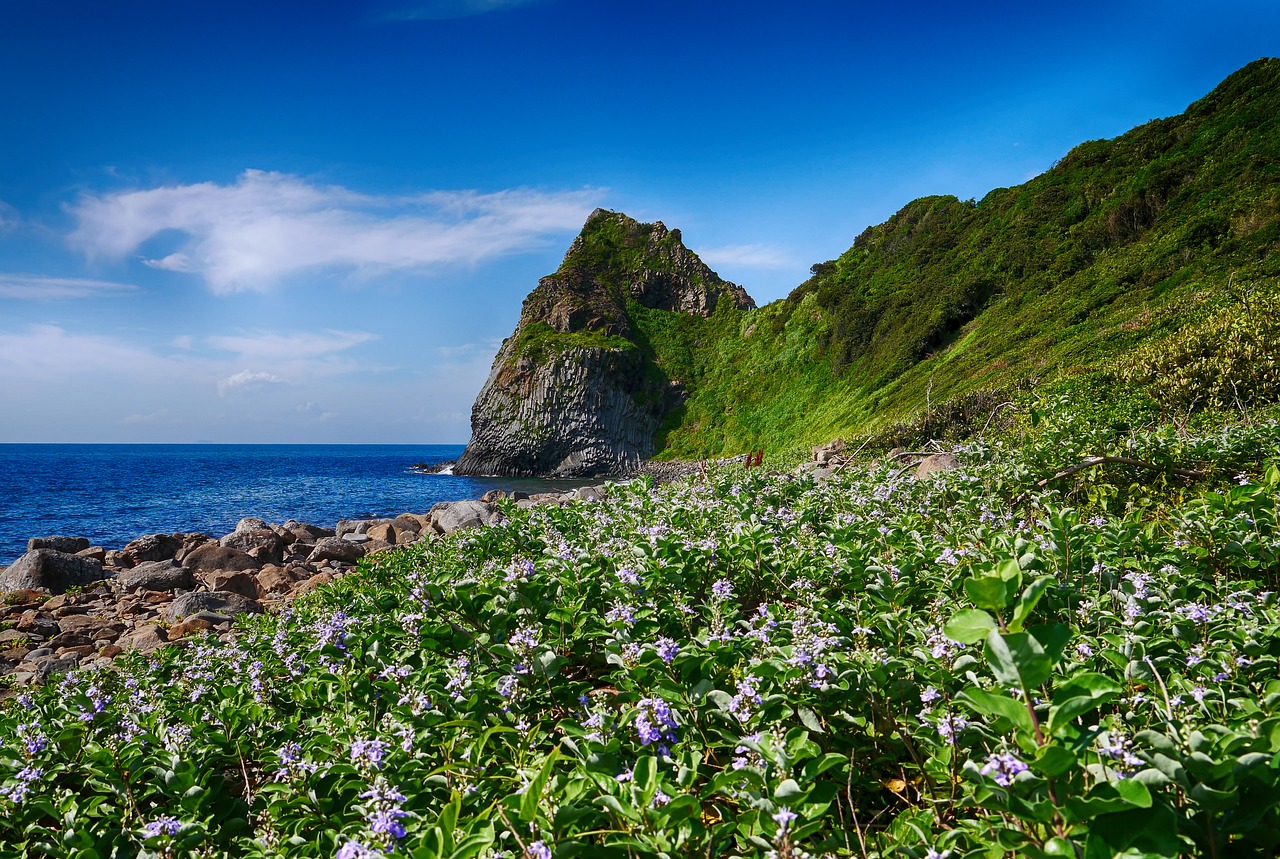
0 444 580 565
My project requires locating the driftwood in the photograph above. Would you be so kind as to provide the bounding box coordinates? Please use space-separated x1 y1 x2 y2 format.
1036 455 1202 488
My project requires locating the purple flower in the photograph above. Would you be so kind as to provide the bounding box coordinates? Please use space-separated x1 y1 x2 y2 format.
606 602 636 626
15 723 48 756
615 567 641 587
336 841 378 859
920 686 941 704
142 816 182 838
655 637 679 664
772 806 797 832
979 751 1028 786
635 697 678 749
0 765 43 804
525 841 552 859
350 738 389 770
651 789 671 808
711 579 734 601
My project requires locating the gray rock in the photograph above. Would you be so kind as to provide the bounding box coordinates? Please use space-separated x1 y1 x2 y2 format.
431 500 498 534
181 543 259 574
115 560 194 592
120 533 186 563
235 516 270 533
166 590 262 623
117 624 168 653
916 452 960 479
308 537 365 564
218 529 285 564
27 536 91 554
284 521 333 545
31 654 81 684
0 549 106 594
341 532 371 543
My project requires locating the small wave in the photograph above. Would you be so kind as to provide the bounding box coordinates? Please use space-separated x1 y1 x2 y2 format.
437 465 454 476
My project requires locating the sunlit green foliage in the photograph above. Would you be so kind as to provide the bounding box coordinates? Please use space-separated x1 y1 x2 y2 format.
3 399 1280 858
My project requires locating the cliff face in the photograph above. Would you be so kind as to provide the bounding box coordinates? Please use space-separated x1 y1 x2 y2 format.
454 209 755 478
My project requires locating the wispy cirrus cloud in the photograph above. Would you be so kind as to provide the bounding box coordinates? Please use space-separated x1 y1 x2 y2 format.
694 243 795 270
206 329 379 361
0 273 138 300
68 170 602 294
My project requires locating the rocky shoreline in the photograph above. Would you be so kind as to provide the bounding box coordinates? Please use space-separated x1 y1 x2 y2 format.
0 485 608 691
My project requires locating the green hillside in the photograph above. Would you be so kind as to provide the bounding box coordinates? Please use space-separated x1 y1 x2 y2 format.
639 58 1280 461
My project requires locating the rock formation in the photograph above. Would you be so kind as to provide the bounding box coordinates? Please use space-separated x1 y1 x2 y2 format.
455 209 755 478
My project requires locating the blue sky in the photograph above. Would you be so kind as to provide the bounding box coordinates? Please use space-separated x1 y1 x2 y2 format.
1 0 1276 443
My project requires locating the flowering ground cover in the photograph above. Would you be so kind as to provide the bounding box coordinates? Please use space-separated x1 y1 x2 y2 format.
3 403 1280 858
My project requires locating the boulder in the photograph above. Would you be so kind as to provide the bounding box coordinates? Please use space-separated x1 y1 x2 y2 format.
290 570 333 598
234 516 270 533
916 452 960 479
218 529 284 564
284 521 334 545
120 533 185 563
16 612 60 637
76 546 106 562
308 537 365 565
255 565 294 596
27 536 90 554
0 549 106 594
166 591 262 623
198 570 259 599
431 500 497 535
115 560 193 592
181 543 259 575
365 522 397 543
117 624 169 653
392 513 423 534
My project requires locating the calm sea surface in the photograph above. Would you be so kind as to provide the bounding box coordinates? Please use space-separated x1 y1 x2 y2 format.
0 444 582 565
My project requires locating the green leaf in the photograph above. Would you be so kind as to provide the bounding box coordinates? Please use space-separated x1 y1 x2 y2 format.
985 630 1052 690
945 609 998 644
1029 623 1071 662
774 778 807 802
959 687 1034 734
965 575 1010 611
519 750 559 823
1009 576 1054 632
1114 777 1152 808
997 557 1024 589
1032 745 1077 778
1047 673 1122 735
796 706 825 733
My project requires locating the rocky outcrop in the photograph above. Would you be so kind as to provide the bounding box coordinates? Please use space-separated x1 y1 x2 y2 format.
456 209 755 478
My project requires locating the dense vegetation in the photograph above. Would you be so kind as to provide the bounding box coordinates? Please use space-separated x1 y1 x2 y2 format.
634 58 1280 461
3 389 1280 858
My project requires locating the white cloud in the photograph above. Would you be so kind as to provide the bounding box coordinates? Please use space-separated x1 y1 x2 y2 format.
69 170 602 294
0 200 17 232
206 329 378 361
218 369 288 396
0 273 138 300
695 244 795 270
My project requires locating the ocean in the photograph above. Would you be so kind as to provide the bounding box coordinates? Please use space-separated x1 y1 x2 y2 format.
0 444 582 565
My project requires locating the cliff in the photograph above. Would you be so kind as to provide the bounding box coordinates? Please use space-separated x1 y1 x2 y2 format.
454 209 755 477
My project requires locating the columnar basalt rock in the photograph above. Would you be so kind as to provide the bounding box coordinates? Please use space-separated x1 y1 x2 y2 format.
455 209 755 478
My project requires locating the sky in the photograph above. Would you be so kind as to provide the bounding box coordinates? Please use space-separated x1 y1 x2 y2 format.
0 0 1276 443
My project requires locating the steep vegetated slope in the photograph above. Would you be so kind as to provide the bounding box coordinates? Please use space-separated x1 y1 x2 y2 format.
653 58 1280 459
458 60 1280 474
